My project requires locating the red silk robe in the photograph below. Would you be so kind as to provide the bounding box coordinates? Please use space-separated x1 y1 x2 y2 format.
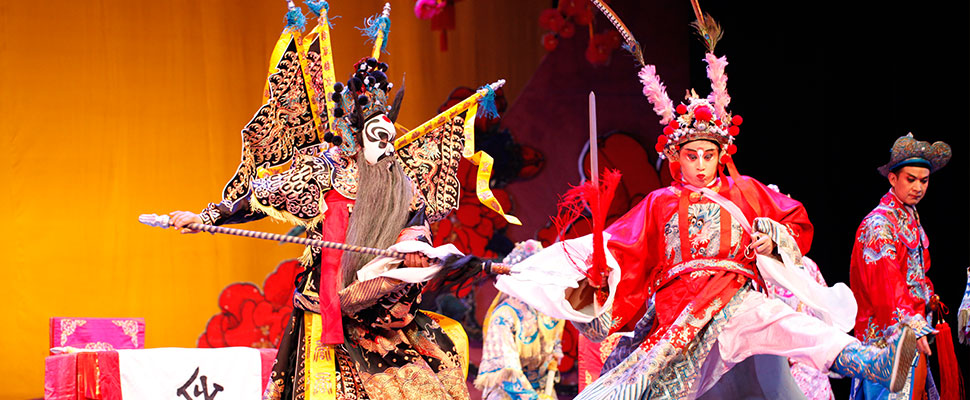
603 176 813 343
850 191 933 343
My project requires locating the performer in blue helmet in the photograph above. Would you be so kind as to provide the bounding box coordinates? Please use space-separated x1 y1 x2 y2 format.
850 133 956 399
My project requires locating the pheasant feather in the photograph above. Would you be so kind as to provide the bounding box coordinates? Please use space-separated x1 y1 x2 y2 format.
690 14 723 53
589 0 645 67
689 0 723 52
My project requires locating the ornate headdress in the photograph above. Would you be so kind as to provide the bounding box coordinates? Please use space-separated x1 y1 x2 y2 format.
591 0 743 162
215 1 518 227
877 133 952 176
316 2 397 156
326 56 395 155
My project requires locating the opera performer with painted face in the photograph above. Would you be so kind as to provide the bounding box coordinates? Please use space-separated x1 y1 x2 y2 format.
495 55 920 399
849 133 954 400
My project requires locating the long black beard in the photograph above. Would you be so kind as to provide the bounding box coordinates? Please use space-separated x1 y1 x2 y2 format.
340 153 414 288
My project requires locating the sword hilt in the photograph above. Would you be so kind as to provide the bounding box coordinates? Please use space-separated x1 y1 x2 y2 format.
138 213 172 228
484 261 513 275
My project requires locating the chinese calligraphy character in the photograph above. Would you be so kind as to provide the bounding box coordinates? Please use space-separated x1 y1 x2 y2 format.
176 367 224 400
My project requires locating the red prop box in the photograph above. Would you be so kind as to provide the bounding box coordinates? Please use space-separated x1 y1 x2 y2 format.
44 348 277 400
49 317 145 351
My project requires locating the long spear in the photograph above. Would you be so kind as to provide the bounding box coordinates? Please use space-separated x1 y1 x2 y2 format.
138 213 512 275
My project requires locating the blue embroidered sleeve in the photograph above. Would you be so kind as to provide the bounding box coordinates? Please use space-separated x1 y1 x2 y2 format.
571 307 614 343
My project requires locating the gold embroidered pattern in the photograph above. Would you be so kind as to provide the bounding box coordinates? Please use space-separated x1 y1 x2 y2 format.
359 363 468 400
83 342 115 351
329 150 359 200
59 319 87 346
222 37 323 204
395 113 467 223
251 155 333 227
302 35 332 131
657 258 753 288
111 319 141 348
332 347 368 399
600 334 623 363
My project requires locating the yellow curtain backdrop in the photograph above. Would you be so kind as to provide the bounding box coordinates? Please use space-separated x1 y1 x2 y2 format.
0 1 544 397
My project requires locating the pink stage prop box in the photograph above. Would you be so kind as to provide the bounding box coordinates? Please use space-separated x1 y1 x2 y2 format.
49 317 145 351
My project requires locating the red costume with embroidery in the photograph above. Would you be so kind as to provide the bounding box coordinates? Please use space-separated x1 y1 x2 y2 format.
848 131 955 400
605 175 813 339
496 5 920 398
548 170 856 399
851 191 933 344
848 190 938 399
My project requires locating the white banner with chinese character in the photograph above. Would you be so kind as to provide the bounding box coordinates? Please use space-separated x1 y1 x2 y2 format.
118 347 262 400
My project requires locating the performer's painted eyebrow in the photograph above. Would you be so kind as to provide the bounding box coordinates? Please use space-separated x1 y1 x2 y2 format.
683 147 716 154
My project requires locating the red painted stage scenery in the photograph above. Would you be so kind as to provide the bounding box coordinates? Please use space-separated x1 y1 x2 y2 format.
198 260 305 349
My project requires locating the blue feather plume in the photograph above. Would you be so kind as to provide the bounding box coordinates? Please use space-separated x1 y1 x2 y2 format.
304 0 328 17
476 86 500 119
357 13 391 54
304 0 338 28
285 8 307 32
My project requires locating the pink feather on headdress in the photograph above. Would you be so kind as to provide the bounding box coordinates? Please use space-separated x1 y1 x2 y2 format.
705 53 731 121
638 65 675 124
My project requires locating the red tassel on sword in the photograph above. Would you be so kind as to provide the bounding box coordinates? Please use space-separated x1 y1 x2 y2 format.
552 92 621 303
930 295 964 400
551 172 621 295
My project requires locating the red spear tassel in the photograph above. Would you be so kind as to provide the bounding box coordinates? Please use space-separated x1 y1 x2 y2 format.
931 295 964 400
552 169 622 297
936 322 963 400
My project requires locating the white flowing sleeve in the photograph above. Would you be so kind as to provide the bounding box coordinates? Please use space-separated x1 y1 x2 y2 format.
495 234 622 324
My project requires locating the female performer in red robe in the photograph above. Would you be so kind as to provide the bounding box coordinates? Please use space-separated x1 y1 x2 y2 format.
496 8 920 396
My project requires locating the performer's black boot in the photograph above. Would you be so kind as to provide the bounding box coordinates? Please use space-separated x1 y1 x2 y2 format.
829 326 917 392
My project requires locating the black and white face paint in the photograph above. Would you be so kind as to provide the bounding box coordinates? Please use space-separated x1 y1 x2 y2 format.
362 114 396 165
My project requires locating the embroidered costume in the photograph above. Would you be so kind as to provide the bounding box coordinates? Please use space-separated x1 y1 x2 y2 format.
960 269 970 345
568 175 852 400
476 241 564 400
181 2 513 399
495 2 919 399
850 133 953 400
765 255 837 400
